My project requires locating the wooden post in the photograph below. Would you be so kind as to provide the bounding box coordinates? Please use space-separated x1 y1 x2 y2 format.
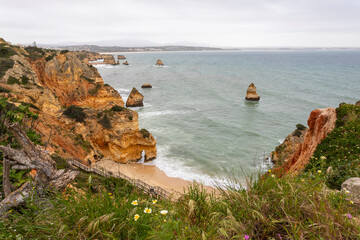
2 158 12 197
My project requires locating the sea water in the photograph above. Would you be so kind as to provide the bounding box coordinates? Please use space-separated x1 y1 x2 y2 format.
95 50 360 186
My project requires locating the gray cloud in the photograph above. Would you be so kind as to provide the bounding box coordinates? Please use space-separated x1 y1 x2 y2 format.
0 0 359 47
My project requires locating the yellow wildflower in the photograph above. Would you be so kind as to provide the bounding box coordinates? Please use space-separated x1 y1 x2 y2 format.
134 214 140 221
144 207 152 213
301 179 305 182
131 200 138 206
268 170 271 173
317 170 322 173
152 200 158 204
160 210 168 215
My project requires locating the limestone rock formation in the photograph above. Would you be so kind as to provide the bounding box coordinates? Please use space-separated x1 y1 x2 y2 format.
245 83 260 101
102 54 118 65
271 124 308 166
141 83 152 88
342 178 360 204
126 88 144 107
156 59 164 66
0 40 157 165
117 55 126 60
276 108 336 175
123 61 129 65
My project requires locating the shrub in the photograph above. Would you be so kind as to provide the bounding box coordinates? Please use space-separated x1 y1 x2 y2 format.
110 105 126 112
293 123 307 137
140 128 150 138
81 75 95 83
45 54 55 61
24 47 45 60
63 105 87 122
7 76 20 85
0 58 14 78
0 44 16 58
74 134 92 152
0 86 11 93
99 114 111 129
88 84 101 96
60 50 69 54
20 75 30 85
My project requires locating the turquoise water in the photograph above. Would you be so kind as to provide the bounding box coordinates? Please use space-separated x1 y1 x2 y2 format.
96 50 360 186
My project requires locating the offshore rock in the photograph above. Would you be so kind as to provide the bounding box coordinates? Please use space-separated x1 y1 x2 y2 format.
123 61 129 65
156 59 164 66
117 55 126 60
0 40 156 165
102 54 118 65
126 88 144 107
277 108 336 175
141 83 152 88
245 83 260 101
271 124 308 166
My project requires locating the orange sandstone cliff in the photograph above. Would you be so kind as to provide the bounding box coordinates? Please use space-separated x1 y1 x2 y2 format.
0 40 156 164
274 108 336 175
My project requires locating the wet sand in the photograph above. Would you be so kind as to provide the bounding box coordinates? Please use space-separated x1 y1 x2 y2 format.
96 160 218 199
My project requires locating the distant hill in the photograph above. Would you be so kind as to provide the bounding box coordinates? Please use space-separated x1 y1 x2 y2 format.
53 45 223 53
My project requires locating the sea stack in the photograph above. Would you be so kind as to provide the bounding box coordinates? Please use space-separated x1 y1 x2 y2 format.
245 83 260 101
126 88 144 107
117 55 126 60
141 83 152 88
123 61 129 65
156 59 164 66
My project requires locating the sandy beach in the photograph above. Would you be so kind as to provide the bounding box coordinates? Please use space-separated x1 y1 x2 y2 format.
96 160 218 199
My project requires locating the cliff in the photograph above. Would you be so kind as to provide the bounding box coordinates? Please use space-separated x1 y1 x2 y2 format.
0 39 156 164
274 108 336 175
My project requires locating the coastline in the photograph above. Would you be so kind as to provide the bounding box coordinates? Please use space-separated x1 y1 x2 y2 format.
96 159 218 199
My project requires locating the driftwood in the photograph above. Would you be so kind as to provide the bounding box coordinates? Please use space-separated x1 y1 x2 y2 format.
0 121 78 216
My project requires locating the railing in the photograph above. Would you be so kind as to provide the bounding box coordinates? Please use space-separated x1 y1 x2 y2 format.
67 159 171 199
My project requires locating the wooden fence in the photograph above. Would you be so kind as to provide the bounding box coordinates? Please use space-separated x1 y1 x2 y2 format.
67 159 171 199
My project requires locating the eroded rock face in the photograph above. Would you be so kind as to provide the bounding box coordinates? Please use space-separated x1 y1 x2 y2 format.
102 54 117 65
117 55 126 60
156 59 164 66
271 124 308 166
342 178 360 204
126 88 144 107
277 108 336 175
245 83 260 101
0 41 156 165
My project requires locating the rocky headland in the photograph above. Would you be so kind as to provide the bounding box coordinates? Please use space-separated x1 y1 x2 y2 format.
0 39 156 164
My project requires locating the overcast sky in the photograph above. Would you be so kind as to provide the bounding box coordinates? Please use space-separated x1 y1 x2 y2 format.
1 0 360 47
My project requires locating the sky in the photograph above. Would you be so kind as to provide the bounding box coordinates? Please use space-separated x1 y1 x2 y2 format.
1 0 360 47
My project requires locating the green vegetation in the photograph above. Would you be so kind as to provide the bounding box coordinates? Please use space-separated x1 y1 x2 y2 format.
74 134 92 152
0 97 42 198
305 103 360 189
45 54 56 61
293 123 307 137
80 74 95 83
99 114 112 129
88 84 101 96
0 58 15 78
60 50 69 54
0 44 16 58
0 86 11 93
0 173 359 239
24 47 45 60
140 128 150 138
7 76 20 85
110 105 127 112
63 105 87 123
20 75 30 85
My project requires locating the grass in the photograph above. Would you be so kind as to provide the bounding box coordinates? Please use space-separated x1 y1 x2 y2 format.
99 114 112 129
24 47 45 60
0 44 16 58
1 173 359 239
7 76 20 85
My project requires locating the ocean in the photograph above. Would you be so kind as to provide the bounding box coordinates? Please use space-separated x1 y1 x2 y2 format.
95 50 360 186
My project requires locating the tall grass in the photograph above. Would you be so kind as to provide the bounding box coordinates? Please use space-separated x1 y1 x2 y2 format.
1 172 358 239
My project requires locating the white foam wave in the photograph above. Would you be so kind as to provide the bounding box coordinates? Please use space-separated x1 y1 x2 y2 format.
116 88 131 93
147 146 243 189
139 110 192 118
